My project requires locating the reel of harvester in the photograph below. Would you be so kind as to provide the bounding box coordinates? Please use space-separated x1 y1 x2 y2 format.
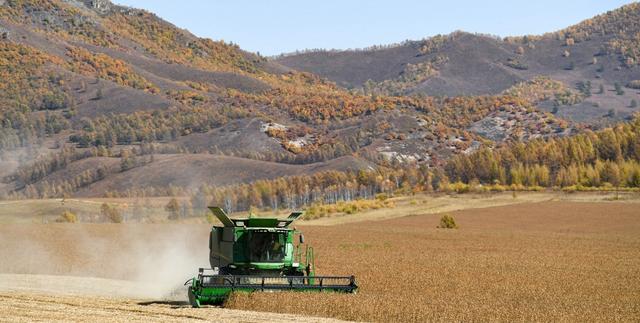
185 207 357 307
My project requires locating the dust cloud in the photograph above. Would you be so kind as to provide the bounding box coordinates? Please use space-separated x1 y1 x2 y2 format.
0 224 212 300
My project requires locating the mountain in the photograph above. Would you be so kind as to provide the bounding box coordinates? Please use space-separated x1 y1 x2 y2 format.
276 3 640 123
0 0 638 200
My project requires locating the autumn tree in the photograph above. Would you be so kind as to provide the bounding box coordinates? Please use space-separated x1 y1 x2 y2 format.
101 203 123 223
165 198 180 220
120 150 136 172
56 210 77 223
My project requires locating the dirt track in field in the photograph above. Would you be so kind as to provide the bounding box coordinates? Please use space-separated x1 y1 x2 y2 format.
0 200 639 321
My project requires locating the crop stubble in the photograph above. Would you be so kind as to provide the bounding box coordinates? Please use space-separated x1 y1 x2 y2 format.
226 201 640 322
0 201 638 322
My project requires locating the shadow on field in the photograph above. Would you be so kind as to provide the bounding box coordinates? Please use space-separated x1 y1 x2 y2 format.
137 300 191 308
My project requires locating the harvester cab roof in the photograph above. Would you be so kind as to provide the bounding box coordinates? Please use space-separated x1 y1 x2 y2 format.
209 206 303 228
185 207 358 307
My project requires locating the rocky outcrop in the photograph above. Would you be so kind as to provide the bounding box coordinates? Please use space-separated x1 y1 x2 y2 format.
82 0 113 14
0 23 8 40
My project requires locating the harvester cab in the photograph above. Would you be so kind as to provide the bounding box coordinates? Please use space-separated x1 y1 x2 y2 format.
186 207 357 307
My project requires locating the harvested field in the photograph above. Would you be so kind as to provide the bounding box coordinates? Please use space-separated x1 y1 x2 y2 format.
0 291 341 323
0 225 340 322
0 200 639 321
228 201 640 321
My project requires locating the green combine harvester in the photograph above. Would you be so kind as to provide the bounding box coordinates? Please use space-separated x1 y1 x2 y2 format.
185 207 358 307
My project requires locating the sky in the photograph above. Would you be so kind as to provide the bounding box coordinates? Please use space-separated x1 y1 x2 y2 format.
113 0 634 56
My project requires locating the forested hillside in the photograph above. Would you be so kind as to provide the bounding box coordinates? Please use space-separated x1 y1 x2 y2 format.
0 0 638 203
277 3 640 125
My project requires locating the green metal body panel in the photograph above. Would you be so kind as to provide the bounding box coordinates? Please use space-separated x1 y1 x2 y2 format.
209 224 302 272
207 207 305 274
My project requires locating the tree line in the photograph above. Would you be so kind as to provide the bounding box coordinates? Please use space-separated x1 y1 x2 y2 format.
445 115 640 188
103 166 439 214
5 116 640 204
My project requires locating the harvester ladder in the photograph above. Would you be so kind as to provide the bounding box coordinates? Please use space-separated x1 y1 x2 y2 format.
306 245 316 281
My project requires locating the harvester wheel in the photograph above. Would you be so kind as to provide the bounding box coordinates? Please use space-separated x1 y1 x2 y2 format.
188 287 200 308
